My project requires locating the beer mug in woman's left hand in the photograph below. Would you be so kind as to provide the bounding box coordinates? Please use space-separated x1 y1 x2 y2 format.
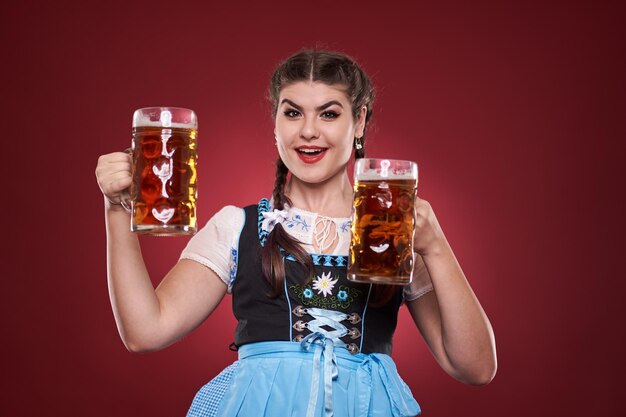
348 158 418 285
130 107 198 236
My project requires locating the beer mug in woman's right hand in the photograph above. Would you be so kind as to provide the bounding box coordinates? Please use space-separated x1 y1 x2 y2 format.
130 107 198 236
348 159 418 285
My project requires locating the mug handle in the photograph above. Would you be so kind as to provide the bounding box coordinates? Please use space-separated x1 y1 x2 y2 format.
119 147 132 212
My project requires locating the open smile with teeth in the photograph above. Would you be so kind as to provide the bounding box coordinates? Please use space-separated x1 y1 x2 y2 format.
295 146 329 163
297 148 327 155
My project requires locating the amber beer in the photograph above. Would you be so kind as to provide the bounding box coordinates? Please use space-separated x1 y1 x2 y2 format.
130 108 198 236
348 159 418 285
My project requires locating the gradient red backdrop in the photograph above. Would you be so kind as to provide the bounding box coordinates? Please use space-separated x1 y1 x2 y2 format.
2 1 624 416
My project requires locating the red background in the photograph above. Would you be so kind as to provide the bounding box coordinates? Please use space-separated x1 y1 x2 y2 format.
2 1 624 416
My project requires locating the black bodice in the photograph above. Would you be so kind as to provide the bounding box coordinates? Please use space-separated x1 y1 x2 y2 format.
230 200 403 355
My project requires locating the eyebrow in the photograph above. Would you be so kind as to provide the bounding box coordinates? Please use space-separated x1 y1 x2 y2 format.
280 99 344 111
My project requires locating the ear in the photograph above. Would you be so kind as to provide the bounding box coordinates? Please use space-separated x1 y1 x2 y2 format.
355 105 367 138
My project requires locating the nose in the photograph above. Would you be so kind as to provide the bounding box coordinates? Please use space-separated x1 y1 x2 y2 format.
299 116 319 140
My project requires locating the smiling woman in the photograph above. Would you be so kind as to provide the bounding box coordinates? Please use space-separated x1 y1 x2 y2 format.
95 49 496 417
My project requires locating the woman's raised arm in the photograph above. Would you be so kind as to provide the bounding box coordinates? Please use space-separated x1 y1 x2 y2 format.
96 152 227 353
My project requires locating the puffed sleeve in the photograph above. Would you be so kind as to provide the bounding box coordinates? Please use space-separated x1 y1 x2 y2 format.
179 205 245 293
403 254 434 302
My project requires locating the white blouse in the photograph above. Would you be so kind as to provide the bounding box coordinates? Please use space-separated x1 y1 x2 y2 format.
180 204 434 302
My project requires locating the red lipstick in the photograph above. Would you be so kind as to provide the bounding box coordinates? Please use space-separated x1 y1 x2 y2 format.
295 146 328 164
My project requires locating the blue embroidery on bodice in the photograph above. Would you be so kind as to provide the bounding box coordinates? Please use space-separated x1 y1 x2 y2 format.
257 198 348 267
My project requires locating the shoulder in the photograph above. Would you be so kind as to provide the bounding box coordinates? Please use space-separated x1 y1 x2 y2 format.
211 205 245 224
189 205 246 244
207 200 272 233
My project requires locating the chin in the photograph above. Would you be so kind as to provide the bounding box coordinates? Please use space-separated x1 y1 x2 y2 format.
300 170 345 186
295 174 327 185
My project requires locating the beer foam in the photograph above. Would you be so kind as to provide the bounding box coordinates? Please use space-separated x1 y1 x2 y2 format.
356 172 417 181
355 158 417 181
133 108 197 128
133 121 196 129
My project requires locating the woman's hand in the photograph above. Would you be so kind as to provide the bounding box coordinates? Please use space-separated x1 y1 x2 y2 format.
413 197 446 256
95 151 132 210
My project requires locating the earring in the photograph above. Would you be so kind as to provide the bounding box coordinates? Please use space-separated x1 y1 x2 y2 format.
354 137 363 150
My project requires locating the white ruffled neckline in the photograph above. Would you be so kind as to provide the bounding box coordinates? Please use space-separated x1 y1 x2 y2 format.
261 201 352 256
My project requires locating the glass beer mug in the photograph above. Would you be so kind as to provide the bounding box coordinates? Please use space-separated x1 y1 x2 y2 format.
348 159 418 285
129 107 198 236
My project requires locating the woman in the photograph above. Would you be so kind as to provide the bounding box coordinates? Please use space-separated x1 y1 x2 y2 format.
95 49 497 417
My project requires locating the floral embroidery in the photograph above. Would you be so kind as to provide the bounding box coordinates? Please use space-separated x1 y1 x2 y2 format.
339 220 351 233
290 283 362 309
256 200 349 268
285 214 310 232
229 247 238 287
312 271 338 297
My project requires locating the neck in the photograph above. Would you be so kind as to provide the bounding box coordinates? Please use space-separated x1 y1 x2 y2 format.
285 170 354 218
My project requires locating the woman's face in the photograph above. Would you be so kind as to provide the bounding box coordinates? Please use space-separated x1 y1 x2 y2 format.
275 81 366 185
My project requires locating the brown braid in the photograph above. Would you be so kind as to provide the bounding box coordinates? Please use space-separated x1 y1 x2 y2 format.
262 158 314 296
271 157 290 210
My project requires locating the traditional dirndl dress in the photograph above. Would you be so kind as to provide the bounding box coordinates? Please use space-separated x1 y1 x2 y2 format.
186 200 421 417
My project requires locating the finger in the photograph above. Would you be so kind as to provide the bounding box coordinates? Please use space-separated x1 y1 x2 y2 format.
95 162 131 182
96 159 127 179
100 170 131 191
107 169 132 182
111 176 132 189
414 198 431 212
102 160 132 174
104 176 132 196
98 152 132 165
97 155 131 169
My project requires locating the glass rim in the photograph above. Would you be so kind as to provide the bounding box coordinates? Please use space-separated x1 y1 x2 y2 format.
134 106 196 112
132 107 197 128
354 158 418 180
356 157 417 166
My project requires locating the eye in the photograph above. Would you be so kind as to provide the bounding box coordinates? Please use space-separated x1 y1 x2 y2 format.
321 111 340 120
283 109 301 118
